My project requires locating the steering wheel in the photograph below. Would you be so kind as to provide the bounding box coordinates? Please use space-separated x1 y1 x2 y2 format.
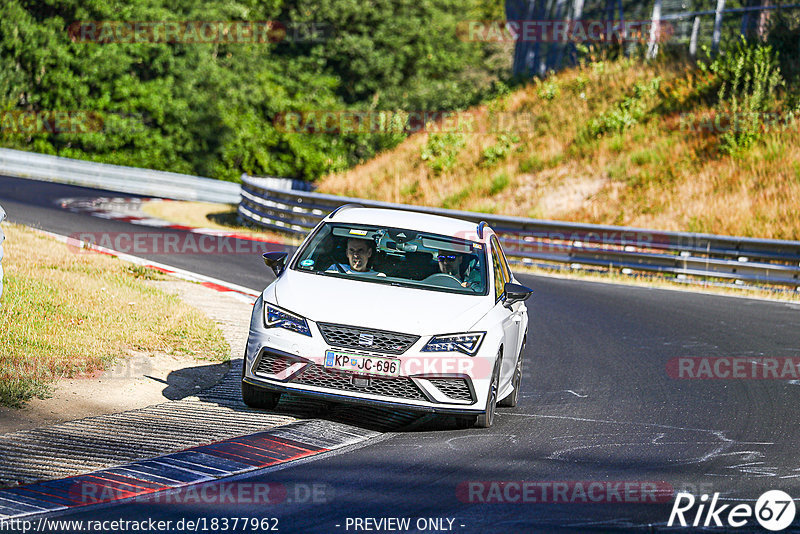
422 273 464 289
334 262 347 274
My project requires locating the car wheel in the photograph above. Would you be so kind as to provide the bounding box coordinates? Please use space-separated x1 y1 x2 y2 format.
498 345 524 408
241 358 281 410
474 352 501 428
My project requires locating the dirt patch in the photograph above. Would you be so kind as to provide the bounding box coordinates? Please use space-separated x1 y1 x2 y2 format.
535 173 609 218
0 280 254 434
503 165 610 219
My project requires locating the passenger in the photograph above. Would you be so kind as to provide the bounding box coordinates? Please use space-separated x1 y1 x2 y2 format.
437 252 481 289
328 237 385 276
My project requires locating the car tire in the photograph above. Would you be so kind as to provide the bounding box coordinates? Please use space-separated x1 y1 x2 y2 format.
498 344 524 408
241 358 281 410
474 352 502 428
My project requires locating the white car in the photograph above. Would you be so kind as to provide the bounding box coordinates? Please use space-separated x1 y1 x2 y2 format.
242 206 532 427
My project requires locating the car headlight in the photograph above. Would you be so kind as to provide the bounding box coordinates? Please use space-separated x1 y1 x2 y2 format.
421 332 485 356
264 303 312 337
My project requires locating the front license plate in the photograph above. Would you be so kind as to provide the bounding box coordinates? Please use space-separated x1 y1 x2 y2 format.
323 350 400 377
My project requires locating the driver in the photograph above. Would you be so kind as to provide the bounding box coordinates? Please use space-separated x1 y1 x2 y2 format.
327 237 385 276
437 252 481 289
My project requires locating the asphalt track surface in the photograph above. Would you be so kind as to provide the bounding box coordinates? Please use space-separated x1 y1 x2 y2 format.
2 176 800 532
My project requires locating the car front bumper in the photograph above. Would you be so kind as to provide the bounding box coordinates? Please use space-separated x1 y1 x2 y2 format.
243 297 496 415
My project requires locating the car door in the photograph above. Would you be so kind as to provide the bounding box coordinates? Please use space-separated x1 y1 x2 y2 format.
489 235 520 384
496 234 528 348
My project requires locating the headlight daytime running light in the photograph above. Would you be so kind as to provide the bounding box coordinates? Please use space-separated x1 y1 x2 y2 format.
264 304 312 337
421 332 485 356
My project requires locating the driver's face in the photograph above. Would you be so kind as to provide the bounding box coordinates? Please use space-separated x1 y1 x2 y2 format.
346 239 372 271
438 253 462 276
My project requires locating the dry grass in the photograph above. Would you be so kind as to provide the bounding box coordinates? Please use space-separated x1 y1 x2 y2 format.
0 224 230 407
316 57 800 239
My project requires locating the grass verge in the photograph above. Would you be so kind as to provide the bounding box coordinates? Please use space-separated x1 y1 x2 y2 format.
0 224 230 408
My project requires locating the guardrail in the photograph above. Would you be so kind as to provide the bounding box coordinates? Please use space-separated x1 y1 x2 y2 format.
0 148 241 204
240 174 800 288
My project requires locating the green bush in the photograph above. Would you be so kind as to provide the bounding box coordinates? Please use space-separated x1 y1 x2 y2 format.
709 39 783 154
488 172 510 195
518 154 544 173
536 79 560 101
442 186 471 209
579 78 661 141
480 133 519 167
420 132 466 175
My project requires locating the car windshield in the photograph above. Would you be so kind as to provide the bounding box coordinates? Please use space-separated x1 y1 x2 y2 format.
291 223 488 295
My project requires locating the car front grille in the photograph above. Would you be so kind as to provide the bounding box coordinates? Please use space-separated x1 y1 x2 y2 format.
291 362 427 401
425 377 474 402
254 351 295 376
317 323 420 355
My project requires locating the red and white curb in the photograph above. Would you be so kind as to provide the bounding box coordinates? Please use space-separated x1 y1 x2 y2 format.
0 420 379 520
32 227 260 303
57 196 282 245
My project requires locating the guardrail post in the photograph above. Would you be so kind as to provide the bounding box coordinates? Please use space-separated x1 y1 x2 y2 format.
712 0 726 53
647 0 662 59
689 16 701 57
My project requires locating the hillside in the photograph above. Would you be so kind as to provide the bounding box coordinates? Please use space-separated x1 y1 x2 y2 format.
317 52 800 240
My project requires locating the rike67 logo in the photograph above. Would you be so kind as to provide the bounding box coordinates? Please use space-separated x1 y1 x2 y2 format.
668 490 796 531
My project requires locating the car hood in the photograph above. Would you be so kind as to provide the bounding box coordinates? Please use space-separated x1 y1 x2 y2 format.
271 270 490 335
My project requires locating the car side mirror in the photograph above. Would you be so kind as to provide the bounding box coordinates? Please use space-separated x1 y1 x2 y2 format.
502 282 533 309
263 252 288 277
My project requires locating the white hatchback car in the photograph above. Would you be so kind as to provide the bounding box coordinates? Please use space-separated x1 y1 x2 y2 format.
242 206 532 427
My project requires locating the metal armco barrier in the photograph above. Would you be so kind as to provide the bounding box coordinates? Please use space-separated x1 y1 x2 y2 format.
0 147 241 204
240 174 800 288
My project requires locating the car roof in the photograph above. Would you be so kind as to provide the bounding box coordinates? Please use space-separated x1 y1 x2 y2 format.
326 207 491 241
